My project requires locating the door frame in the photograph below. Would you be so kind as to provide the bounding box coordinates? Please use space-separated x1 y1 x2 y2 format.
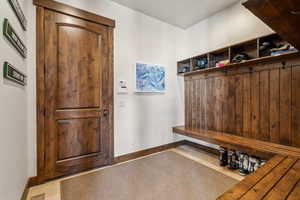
34 0 115 183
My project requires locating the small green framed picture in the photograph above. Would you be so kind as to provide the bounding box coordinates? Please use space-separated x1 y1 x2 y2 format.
8 0 27 30
3 62 27 86
3 18 27 58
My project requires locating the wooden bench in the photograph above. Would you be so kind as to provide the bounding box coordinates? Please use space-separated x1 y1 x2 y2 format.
173 126 300 159
218 155 300 200
173 126 300 199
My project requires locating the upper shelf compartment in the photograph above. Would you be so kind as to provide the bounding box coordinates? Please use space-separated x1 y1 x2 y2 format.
243 0 300 50
177 33 298 76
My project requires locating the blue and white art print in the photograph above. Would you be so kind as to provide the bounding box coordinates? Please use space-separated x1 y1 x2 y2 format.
136 63 165 93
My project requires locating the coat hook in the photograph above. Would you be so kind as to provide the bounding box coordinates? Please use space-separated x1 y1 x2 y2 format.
282 61 286 69
282 61 287 69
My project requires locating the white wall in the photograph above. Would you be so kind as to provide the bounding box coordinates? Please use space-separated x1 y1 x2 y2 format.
0 0 28 200
26 0 185 177
181 2 273 59
175 1 274 146
0 0 271 196
26 0 275 178
0 1 275 198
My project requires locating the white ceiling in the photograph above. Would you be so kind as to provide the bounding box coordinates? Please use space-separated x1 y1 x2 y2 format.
111 0 241 29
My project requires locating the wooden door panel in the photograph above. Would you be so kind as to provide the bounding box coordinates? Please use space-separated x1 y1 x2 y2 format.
57 25 101 109
44 9 111 179
57 118 101 160
55 109 101 119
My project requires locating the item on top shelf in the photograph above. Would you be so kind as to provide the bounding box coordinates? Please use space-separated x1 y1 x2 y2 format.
195 58 208 70
260 41 277 57
216 59 230 67
271 43 291 52
210 60 217 68
239 153 250 176
178 63 191 73
231 53 251 63
219 147 228 166
228 150 239 170
248 156 261 173
270 43 297 56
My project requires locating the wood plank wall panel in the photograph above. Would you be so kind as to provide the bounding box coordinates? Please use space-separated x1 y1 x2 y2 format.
213 77 223 131
269 69 280 143
235 75 244 136
184 58 300 148
224 76 236 134
292 67 300 147
243 73 251 138
250 72 260 140
259 70 270 141
206 78 214 130
184 80 190 128
199 79 206 130
195 80 200 129
190 81 198 128
280 67 292 146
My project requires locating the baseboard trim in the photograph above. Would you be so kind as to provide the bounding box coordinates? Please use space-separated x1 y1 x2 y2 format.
114 140 218 164
114 141 186 164
28 176 38 187
183 140 219 155
20 176 38 200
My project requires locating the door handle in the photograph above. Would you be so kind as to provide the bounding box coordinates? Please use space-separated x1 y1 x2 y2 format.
103 109 109 118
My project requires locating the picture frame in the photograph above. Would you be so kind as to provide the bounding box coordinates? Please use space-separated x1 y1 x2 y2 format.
3 62 27 86
8 0 27 30
3 18 27 58
135 63 166 93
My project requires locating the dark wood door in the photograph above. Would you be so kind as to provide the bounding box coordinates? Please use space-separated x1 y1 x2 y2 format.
44 9 113 179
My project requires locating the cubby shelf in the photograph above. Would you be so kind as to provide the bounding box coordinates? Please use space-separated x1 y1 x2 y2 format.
177 33 298 76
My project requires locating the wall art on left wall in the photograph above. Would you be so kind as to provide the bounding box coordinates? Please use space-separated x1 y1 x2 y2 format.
135 63 166 93
3 18 27 58
7 0 27 30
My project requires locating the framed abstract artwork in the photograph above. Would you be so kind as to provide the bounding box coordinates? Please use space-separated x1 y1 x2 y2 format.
135 63 165 93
